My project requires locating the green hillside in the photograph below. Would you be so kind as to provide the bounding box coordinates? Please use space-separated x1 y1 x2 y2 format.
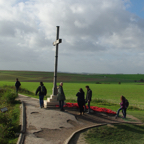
0 70 144 83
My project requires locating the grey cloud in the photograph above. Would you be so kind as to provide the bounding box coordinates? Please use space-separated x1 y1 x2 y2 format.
0 0 144 74
0 20 37 37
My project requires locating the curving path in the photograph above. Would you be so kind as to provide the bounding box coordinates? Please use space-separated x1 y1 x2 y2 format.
17 94 143 144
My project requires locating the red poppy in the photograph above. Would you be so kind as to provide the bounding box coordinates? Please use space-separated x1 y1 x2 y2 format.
56 102 116 114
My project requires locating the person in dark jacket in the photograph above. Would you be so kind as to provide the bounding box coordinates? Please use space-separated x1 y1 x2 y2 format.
123 96 129 118
76 88 85 115
115 95 126 119
57 82 66 111
85 85 92 114
15 78 21 93
35 82 47 108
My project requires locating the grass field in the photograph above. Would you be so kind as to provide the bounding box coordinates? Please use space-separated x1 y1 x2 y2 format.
0 70 144 83
0 81 144 111
84 123 144 144
0 71 144 144
0 70 144 110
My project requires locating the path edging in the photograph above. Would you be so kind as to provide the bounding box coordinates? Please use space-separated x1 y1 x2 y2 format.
17 101 26 144
64 123 107 144
64 121 144 144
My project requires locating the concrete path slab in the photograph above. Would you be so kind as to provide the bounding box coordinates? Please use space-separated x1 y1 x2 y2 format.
18 94 83 144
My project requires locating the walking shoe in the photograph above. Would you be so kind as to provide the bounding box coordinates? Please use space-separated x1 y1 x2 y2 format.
115 115 118 119
60 109 65 111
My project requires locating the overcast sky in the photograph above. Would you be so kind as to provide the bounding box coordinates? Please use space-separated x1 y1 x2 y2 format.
0 0 144 74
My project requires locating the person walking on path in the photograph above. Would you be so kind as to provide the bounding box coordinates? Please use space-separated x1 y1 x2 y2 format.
57 82 66 111
36 82 47 108
115 95 126 119
76 88 85 115
85 85 92 114
15 78 21 93
123 96 129 118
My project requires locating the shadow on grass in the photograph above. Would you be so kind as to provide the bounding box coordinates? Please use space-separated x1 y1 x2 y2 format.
84 123 144 144
122 117 136 122
115 124 144 134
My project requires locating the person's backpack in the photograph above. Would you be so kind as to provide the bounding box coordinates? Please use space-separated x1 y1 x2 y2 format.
125 99 129 108
41 86 46 95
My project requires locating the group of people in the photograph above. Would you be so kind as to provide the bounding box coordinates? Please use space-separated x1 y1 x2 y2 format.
55 83 92 114
35 81 93 114
76 87 129 118
76 86 92 115
35 82 66 109
15 78 128 118
15 78 48 108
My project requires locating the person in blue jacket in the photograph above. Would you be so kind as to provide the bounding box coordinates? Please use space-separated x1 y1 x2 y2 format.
36 82 47 108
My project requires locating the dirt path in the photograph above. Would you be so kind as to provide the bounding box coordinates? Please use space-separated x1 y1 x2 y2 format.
18 94 143 144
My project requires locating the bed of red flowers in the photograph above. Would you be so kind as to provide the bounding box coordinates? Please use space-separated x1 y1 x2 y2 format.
56 102 116 114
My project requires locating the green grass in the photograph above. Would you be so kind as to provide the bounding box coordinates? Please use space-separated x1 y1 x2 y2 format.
128 111 144 123
0 71 144 144
7 102 21 144
84 123 144 144
0 88 21 144
0 82 144 110
83 110 144 144
1 71 144 144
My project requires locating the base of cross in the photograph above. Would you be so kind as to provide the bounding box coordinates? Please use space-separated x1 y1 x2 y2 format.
44 95 59 108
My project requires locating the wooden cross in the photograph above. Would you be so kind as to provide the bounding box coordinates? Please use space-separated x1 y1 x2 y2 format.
53 39 62 46
53 26 62 95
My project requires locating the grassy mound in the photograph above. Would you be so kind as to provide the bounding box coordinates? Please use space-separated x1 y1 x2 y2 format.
84 124 144 144
2 85 34 96
0 87 21 144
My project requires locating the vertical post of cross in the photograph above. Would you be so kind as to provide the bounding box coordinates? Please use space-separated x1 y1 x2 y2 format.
53 26 62 95
44 26 62 108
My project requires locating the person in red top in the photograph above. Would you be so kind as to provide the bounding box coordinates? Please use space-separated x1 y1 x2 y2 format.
115 95 126 119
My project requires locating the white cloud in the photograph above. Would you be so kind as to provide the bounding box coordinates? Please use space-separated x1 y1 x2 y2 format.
0 0 144 74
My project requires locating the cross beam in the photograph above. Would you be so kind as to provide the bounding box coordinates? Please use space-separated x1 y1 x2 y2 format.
53 26 62 95
53 39 62 46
